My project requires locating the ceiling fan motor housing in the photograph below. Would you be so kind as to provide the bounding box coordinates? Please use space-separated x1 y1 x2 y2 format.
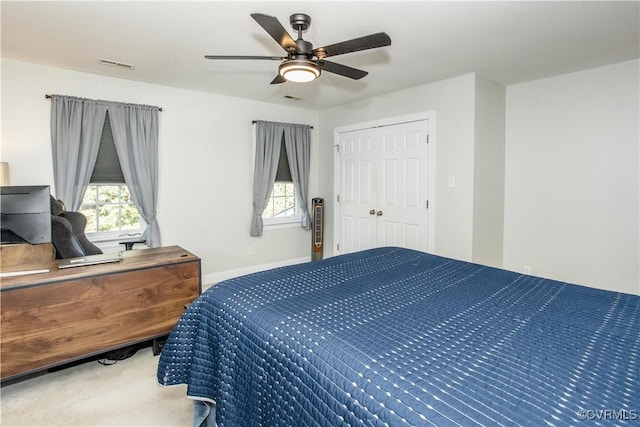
295 39 313 55
290 13 311 32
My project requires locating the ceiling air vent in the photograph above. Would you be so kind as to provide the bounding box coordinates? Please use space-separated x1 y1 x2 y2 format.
97 58 136 70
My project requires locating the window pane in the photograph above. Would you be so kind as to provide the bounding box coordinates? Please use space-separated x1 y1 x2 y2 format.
80 206 98 233
98 204 119 231
273 183 286 197
98 185 119 204
83 187 98 204
273 197 286 216
263 197 274 217
81 184 141 234
121 204 140 229
121 189 134 204
263 182 297 220
285 196 295 211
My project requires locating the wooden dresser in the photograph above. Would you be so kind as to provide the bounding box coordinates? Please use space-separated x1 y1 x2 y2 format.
0 245 201 381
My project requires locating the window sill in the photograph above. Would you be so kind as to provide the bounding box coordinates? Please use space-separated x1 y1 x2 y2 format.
87 234 143 244
263 220 301 231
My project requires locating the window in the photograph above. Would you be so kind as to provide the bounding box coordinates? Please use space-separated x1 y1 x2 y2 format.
251 120 311 236
81 111 143 240
80 184 142 238
261 138 300 226
263 182 298 222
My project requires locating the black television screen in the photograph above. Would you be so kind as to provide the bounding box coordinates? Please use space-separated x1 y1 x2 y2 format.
1 185 52 245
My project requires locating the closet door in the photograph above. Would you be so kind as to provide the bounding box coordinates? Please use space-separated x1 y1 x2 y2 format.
377 121 429 250
337 120 429 254
338 128 378 254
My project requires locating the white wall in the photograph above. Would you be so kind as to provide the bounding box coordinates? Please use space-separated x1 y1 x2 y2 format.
503 59 639 295
472 76 505 267
319 73 477 262
1 59 319 284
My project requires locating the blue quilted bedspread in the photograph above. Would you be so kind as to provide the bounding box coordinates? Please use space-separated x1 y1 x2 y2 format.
158 247 640 426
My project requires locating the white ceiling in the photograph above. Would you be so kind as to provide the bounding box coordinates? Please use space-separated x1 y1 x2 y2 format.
2 1 639 110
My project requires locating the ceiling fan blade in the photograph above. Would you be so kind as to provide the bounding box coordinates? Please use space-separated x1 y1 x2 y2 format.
251 13 298 52
204 55 284 60
270 74 286 84
314 32 391 59
318 60 368 80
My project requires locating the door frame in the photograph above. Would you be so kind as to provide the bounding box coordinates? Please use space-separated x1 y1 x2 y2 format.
333 111 437 255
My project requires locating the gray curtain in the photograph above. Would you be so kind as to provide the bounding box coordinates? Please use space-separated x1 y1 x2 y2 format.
107 102 161 247
251 120 312 236
251 121 283 236
50 95 107 210
283 125 312 229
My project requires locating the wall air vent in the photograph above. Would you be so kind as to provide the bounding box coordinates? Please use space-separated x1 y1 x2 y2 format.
97 58 136 70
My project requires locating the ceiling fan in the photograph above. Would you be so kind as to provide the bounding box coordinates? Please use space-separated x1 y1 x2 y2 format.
205 13 391 84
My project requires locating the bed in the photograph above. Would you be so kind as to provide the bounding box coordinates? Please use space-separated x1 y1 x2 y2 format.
157 247 639 426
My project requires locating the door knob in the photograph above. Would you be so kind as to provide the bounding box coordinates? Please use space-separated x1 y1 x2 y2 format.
369 209 376 215
376 211 383 216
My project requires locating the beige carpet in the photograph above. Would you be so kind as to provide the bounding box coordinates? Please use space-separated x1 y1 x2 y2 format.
1 346 192 426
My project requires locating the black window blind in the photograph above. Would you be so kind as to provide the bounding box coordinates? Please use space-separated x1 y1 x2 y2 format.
90 111 125 183
275 134 292 182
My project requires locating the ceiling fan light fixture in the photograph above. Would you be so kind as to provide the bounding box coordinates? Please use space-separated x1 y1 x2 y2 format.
279 59 320 83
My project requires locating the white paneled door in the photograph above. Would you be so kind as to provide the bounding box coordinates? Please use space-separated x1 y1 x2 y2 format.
337 120 430 254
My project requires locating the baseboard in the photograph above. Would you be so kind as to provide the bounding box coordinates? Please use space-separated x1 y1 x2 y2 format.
201 256 310 291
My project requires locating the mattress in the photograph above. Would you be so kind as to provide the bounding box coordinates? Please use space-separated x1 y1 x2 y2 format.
158 247 639 426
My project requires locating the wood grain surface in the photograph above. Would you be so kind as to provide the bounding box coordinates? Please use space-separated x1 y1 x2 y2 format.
1 246 201 380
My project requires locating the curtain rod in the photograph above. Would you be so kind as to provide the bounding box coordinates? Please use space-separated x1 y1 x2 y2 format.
45 94 162 112
252 120 313 129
